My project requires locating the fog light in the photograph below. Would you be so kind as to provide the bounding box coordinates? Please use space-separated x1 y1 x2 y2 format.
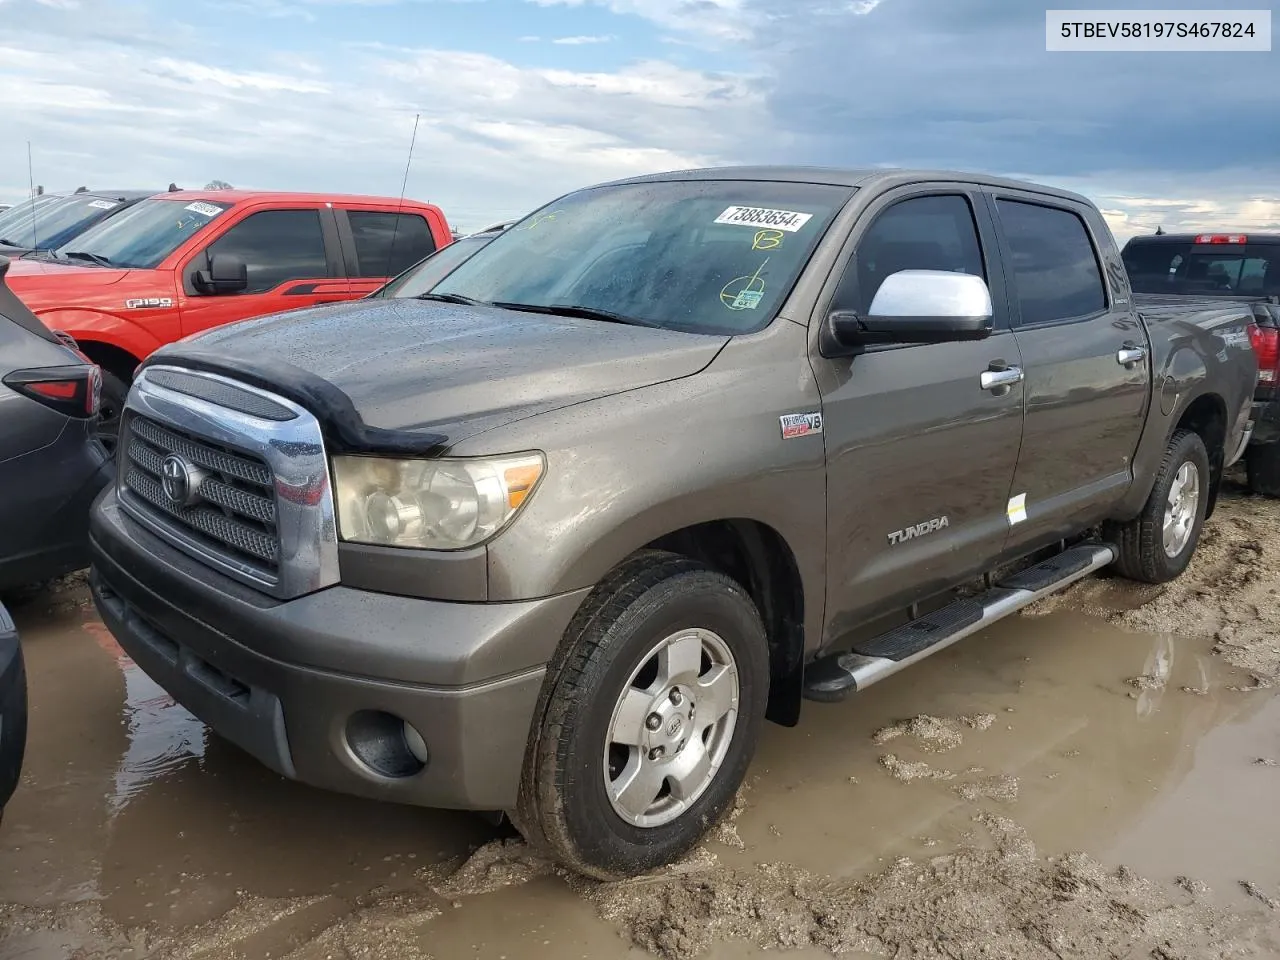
403 721 430 764
345 710 427 778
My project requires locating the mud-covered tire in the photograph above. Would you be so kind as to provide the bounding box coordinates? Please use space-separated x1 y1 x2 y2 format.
515 551 768 880
1246 443 1280 498
1108 429 1209 584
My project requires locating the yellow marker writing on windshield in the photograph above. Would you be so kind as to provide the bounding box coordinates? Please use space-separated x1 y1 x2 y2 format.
752 229 783 250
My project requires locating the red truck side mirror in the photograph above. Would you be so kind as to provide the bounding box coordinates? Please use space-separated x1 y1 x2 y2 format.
194 253 249 295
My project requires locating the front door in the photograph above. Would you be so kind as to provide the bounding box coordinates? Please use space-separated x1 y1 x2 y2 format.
987 192 1149 552
179 207 348 339
813 188 1025 643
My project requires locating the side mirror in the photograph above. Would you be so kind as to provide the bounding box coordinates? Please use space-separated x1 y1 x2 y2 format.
829 270 993 348
194 253 248 295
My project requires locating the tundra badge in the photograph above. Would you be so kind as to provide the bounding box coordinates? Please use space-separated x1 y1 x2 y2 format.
887 516 950 545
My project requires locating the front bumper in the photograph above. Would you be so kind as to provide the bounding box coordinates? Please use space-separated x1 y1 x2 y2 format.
89 490 589 811
0 603 26 813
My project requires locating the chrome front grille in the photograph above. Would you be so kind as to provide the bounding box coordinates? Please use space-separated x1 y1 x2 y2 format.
123 417 280 569
117 365 340 600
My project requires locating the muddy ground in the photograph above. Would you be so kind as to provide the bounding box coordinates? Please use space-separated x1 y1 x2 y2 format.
2 480 1279 960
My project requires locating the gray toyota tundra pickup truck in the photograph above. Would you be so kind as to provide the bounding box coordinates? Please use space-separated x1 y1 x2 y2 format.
87 167 1258 879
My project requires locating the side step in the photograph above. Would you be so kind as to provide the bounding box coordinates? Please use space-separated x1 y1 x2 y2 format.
803 543 1117 703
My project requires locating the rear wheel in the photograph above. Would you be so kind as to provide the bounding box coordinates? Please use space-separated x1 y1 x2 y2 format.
1246 442 1280 498
515 552 768 880
1108 429 1209 584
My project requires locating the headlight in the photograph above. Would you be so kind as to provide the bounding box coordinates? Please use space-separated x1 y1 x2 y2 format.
332 453 544 551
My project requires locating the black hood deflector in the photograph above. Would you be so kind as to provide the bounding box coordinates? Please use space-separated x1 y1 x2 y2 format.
139 348 450 457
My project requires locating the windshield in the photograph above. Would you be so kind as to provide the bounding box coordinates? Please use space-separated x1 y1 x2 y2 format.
1123 239 1280 298
0 194 128 251
374 233 497 298
53 197 232 269
0 195 61 239
432 180 853 334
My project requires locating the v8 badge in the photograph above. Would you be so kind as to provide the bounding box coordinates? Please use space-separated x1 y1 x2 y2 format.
780 412 822 439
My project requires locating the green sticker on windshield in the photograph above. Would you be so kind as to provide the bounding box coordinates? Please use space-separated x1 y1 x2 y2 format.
720 259 768 311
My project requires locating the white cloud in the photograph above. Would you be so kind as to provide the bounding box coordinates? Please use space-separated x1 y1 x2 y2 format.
0 21 765 231
526 0 752 42
551 34 615 44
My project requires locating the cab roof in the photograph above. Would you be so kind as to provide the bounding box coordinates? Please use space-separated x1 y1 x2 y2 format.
1126 233 1280 245
604 164 1094 207
154 190 442 208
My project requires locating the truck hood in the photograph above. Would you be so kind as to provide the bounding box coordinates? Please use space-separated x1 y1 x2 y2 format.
155 298 729 447
2 258 132 290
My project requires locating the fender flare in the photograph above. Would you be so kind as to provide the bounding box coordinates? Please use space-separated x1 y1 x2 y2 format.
33 308 163 364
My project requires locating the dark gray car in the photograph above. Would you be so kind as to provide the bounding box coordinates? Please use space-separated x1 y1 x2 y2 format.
0 256 114 591
87 167 1257 879
0 601 23 822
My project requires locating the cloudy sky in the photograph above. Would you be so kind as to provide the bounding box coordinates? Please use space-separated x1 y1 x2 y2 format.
2 0 1277 239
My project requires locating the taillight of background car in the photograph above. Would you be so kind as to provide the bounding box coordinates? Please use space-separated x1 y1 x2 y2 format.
2 364 102 418
1247 323 1280 385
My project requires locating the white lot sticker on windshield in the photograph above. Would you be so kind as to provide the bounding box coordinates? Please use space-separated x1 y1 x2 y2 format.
715 206 813 233
87 199 118 210
185 201 224 218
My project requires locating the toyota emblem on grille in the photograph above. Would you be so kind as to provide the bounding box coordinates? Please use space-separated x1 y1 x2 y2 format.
161 454 202 507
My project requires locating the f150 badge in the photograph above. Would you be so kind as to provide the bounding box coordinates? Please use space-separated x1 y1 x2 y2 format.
125 297 173 309
780 412 822 439
888 516 950 545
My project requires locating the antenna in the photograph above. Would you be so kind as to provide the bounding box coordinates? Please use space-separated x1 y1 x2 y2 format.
26 141 39 251
384 112 420 279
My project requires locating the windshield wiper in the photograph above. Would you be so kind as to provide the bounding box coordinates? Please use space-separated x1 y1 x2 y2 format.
0 238 20 247
492 302 659 328
416 292 487 306
63 250 113 267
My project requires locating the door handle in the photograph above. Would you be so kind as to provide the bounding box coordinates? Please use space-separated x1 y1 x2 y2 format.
1117 344 1148 368
980 365 1024 391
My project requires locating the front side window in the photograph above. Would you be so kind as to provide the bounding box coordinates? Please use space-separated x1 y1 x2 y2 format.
431 179 853 335
52 197 233 269
839 194 986 315
997 200 1106 325
201 210 328 294
348 212 436 278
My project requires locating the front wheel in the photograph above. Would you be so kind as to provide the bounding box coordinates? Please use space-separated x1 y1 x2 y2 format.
516 552 768 880
1107 429 1210 584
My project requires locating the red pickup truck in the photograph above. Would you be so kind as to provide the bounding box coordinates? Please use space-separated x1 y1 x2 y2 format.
5 190 452 446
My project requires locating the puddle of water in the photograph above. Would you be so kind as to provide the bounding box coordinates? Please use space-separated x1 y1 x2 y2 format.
2 576 1277 959
0 596 492 933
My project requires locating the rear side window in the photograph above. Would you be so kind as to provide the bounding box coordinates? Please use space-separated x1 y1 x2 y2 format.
845 194 986 314
348 212 436 278
997 200 1106 325
204 210 328 294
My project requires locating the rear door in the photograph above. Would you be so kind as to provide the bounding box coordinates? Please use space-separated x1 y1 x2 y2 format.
814 186 1025 638
334 208 440 298
178 204 347 338
988 190 1149 552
